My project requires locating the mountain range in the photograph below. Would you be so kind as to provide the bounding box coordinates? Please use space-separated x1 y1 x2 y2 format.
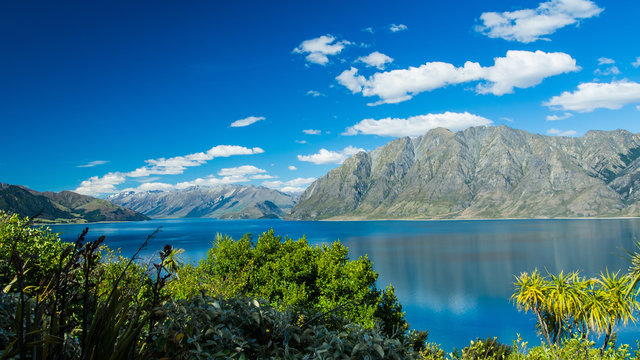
107 184 297 219
0 183 149 223
289 125 640 220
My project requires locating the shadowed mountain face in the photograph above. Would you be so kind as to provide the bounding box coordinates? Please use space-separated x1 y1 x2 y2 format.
107 184 296 219
290 125 640 220
0 184 150 223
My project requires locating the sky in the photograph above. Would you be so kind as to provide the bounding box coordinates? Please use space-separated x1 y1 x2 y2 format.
1 0 640 196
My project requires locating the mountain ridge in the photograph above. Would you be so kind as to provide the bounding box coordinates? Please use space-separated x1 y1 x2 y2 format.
289 125 640 220
0 183 150 223
107 184 297 219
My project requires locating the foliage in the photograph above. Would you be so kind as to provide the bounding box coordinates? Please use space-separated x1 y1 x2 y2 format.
512 268 639 355
170 229 408 335
0 211 66 287
143 294 423 359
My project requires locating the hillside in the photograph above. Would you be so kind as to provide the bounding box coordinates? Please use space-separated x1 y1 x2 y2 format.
0 183 150 223
107 184 296 219
290 125 640 220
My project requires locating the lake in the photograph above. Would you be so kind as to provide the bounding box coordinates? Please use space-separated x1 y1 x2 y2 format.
49 218 640 350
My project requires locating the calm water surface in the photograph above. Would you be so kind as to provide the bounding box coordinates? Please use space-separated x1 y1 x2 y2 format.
49 218 640 350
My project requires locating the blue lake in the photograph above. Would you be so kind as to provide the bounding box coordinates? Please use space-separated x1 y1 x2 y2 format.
49 218 640 350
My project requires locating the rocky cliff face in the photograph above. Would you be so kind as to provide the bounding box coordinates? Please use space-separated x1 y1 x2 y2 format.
290 125 640 220
107 184 296 219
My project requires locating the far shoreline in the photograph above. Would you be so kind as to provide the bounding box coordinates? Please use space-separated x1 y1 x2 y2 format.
39 215 640 226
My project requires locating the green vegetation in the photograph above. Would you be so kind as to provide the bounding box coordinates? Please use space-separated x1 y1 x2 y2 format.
2 210 640 359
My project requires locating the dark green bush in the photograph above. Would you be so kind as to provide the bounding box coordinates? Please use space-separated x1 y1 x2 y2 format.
169 229 408 335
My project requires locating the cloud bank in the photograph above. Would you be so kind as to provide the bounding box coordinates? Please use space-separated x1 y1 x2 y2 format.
544 80 640 112
297 146 365 165
476 0 603 43
343 112 493 137
75 145 264 196
337 50 580 105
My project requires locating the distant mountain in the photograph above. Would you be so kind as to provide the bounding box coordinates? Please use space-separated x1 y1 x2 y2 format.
107 184 296 219
0 183 150 223
290 125 640 220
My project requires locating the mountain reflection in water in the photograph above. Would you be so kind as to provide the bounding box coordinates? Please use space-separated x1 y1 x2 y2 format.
51 218 640 350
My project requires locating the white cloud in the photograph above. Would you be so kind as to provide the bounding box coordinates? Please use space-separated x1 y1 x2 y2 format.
77 160 108 168
594 66 620 76
262 177 316 194
250 174 276 180
288 166 297 170
337 50 579 105
126 145 264 178
363 27 374 34
75 145 264 196
598 57 615 65
303 129 322 135
75 173 126 196
295 140 307 144
637 105 640 111
633 57 640 68
544 80 640 112
390 24 408 32
297 146 365 165
547 128 577 136
343 112 492 137
293 35 350 65
125 182 175 192
476 0 603 43
357 51 394 70
230 116 265 128
546 112 573 121
306 90 324 97
217 165 266 177
175 175 250 190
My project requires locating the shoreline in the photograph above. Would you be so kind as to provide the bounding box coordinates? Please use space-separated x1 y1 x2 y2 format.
39 215 640 226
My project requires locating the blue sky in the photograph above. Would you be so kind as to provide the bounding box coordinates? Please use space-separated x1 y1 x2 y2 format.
2 0 640 196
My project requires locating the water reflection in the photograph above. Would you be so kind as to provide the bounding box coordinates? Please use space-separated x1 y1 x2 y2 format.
50 218 640 350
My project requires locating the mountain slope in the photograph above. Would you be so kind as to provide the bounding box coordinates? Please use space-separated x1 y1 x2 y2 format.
107 184 296 219
290 125 640 220
0 183 150 223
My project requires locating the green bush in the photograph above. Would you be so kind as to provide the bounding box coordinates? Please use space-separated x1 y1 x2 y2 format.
169 229 408 335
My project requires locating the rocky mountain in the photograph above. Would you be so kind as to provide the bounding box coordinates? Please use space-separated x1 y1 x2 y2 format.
0 183 150 223
107 184 296 219
289 125 640 220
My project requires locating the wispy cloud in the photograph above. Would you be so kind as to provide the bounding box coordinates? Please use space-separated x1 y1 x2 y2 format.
75 145 264 196
288 165 297 171
343 112 492 137
633 57 640 68
544 80 640 112
356 51 394 70
389 24 408 32
547 128 577 136
77 160 108 168
598 57 615 65
262 177 316 194
230 116 265 128
476 0 603 43
217 165 266 177
546 112 573 121
306 90 325 97
363 27 374 34
293 35 351 66
298 146 365 165
337 50 580 105
303 129 322 135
